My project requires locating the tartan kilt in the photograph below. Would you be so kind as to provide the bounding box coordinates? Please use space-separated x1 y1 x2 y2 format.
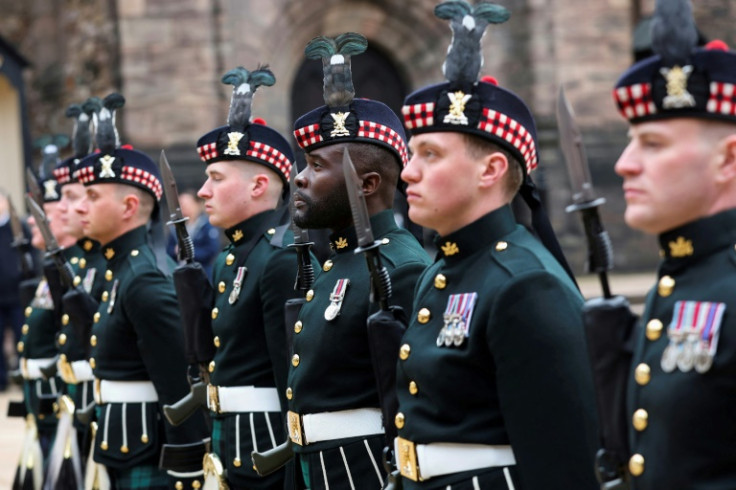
211 411 286 489
108 463 169 490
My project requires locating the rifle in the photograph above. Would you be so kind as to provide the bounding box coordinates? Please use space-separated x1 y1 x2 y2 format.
251 170 315 477
9 199 36 280
557 87 636 489
158 150 215 427
343 148 406 488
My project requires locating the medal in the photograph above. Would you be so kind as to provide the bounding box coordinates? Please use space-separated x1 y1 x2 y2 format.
229 267 247 305
676 333 695 372
324 279 349 321
437 293 477 348
663 301 726 374
83 268 96 294
107 280 119 314
660 343 678 373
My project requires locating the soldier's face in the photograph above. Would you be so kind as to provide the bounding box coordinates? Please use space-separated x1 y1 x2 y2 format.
75 184 124 245
614 119 723 235
293 144 352 231
198 161 254 229
28 201 64 250
59 183 86 239
402 132 487 236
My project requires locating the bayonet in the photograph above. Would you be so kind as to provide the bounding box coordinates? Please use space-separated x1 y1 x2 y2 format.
25 195 75 288
26 168 44 209
159 150 194 263
556 87 613 298
288 170 315 292
9 199 35 278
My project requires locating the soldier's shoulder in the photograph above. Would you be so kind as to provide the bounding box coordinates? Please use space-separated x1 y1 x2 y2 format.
489 227 564 280
381 228 431 268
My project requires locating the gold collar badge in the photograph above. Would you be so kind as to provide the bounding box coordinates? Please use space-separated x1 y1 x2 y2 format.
441 242 460 256
232 229 244 242
335 237 349 249
668 236 693 258
224 131 245 156
99 155 116 178
83 240 93 251
330 112 351 137
443 91 472 125
104 247 115 260
660 65 696 109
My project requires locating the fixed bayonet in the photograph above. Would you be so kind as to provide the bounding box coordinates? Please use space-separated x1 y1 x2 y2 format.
288 170 315 292
556 87 613 298
25 195 75 288
159 150 194 263
26 168 44 209
9 199 35 278
343 148 391 310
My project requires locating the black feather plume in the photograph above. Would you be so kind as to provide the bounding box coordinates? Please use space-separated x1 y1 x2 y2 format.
66 102 93 158
307 32 367 108
436 0 510 84
651 0 698 67
335 33 368 56
222 65 276 132
305 36 337 60
94 93 125 155
34 134 69 180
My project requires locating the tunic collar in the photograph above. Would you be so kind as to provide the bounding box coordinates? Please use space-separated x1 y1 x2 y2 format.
658 209 736 270
224 209 278 246
328 210 398 255
434 205 517 262
100 226 148 263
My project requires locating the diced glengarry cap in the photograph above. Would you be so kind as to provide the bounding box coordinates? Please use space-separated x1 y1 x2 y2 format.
293 33 408 169
33 134 69 203
75 93 164 201
613 0 736 124
401 0 538 175
196 66 294 184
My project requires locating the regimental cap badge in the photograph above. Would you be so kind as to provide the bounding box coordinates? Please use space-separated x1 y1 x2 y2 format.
195 66 294 185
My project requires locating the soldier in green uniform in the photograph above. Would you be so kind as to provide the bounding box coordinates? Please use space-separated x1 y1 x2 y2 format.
286 33 431 489
20 138 76 463
611 1 736 487
73 93 208 489
393 2 599 488
193 66 315 489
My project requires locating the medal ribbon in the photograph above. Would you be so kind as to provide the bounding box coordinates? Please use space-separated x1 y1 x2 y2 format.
330 279 349 302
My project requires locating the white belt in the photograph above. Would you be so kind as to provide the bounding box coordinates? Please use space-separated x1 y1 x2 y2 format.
58 358 94 384
395 437 516 481
207 385 281 414
94 379 159 404
288 408 384 445
21 357 56 380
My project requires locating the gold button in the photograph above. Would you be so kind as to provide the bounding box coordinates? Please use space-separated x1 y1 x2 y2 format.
268 228 276 235
102 291 109 302
62 314 70 326
71 257 79 265
434 274 447 289
141 434 149 444
89 358 96 369
417 308 430 324
94 312 101 323
58 333 67 345
120 445 129 454
213 336 221 347
73 276 81 287
79 258 87 269
292 354 300 367
629 453 645 476
100 441 108 451
131 250 139 257
632 408 648 431
409 381 418 395
211 307 219 320
635 363 651 386
16 341 23 353
192 481 201 490
381 238 390 245
394 412 405 429
306 290 314 302
658 275 675 297
175 482 183 490
399 344 411 360
286 387 293 400
208 361 215 373
105 270 113 281
233 458 242 467
225 253 235 266
646 319 663 341
21 324 29 335
25 306 32 317
218 281 226 293
90 335 97 347
495 241 508 251
323 260 333 272
294 321 303 334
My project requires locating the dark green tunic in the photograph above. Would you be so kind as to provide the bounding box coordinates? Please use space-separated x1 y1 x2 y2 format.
88 226 207 481
627 209 736 489
396 205 599 489
208 209 315 489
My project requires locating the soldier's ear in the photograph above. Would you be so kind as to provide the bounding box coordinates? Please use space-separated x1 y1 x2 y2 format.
715 133 736 184
121 192 140 220
251 173 270 198
478 151 508 190
359 171 381 197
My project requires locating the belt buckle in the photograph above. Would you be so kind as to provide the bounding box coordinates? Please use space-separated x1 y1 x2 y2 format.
208 385 221 414
397 436 420 481
287 411 304 446
202 452 229 490
58 357 77 384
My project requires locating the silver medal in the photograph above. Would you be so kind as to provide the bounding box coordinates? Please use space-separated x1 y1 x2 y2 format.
228 285 241 305
660 343 678 373
324 302 341 321
676 337 695 372
694 342 713 373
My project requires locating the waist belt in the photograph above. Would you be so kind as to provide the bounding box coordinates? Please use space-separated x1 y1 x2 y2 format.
287 408 383 446
21 357 56 380
58 358 94 384
395 437 516 482
207 385 281 414
94 379 159 404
